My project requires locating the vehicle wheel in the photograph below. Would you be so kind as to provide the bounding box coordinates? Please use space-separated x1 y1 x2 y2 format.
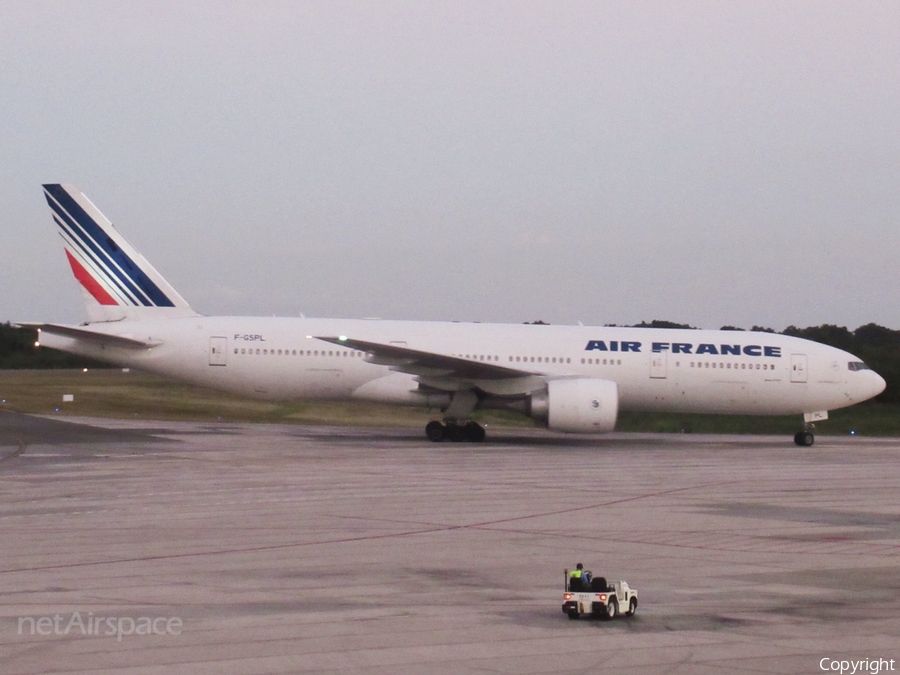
628 598 637 616
604 599 618 620
567 610 579 620
425 421 445 442
794 431 814 447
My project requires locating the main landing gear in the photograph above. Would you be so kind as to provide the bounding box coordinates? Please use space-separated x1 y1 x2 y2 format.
426 390 485 443
425 420 486 443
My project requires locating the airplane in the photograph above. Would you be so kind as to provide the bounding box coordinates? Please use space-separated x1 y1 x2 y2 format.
23 184 886 446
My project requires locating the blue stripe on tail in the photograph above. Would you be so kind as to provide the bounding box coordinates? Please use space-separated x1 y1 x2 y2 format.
43 185 175 307
52 213 142 305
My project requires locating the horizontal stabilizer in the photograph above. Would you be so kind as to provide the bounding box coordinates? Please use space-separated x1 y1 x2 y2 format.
19 323 162 349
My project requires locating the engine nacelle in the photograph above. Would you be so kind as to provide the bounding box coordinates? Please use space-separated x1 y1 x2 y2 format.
532 378 619 434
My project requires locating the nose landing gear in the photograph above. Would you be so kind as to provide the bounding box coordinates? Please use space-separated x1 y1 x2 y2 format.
795 412 827 446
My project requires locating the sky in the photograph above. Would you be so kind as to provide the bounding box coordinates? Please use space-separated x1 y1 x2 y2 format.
2 1 899 330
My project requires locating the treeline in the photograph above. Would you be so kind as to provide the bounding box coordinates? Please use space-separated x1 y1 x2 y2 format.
630 320 900 404
0 322 108 369
782 323 900 404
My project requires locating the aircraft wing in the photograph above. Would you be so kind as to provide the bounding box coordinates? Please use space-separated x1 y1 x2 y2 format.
18 323 162 349
315 336 538 382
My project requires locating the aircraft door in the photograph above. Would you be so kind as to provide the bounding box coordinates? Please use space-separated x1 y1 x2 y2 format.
209 336 228 366
650 350 667 379
790 354 807 383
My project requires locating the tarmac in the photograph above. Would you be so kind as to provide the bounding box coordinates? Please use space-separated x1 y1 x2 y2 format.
1 410 899 674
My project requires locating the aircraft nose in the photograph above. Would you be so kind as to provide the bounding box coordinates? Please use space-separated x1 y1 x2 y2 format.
870 371 887 398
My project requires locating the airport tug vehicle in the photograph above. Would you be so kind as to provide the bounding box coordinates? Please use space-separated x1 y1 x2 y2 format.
561 569 638 620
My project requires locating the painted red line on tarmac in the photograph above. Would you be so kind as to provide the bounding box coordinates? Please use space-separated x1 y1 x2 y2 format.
448 480 744 530
0 525 451 575
0 480 742 575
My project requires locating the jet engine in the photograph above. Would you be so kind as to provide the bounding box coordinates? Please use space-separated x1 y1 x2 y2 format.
530 378 619 434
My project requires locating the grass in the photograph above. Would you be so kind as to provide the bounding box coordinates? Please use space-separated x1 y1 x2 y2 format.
0 369 896 436
616 408 900 437
0 369 532 429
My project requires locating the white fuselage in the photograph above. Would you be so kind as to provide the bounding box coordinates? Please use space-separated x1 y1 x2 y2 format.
39 317 886 418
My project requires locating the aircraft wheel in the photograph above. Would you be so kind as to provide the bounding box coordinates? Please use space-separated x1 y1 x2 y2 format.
794 431 814 447
464 421 486 443
425 421 445 442
445 423 465 442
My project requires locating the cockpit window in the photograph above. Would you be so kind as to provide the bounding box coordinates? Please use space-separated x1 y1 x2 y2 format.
848 361 871 371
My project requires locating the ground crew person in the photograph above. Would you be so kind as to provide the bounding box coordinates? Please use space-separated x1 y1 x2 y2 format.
569 563 585 590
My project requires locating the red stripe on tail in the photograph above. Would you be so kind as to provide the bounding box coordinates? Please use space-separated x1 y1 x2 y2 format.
65 249 119 306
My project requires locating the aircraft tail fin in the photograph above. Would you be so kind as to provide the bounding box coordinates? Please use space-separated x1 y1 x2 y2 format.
42 184 198 323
